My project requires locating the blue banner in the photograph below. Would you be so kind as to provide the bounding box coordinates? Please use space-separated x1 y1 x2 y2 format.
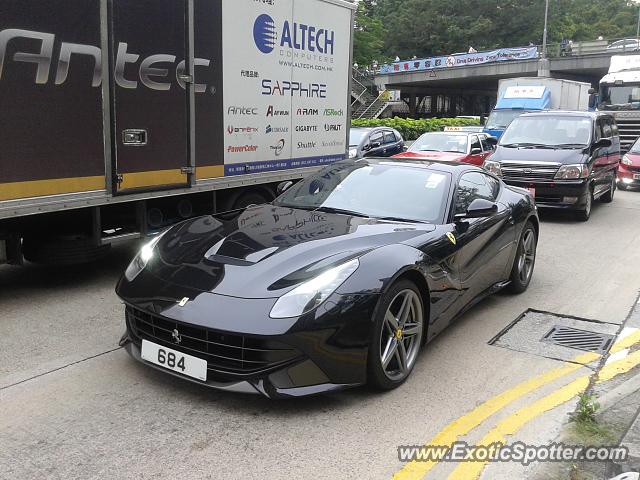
379 47 538 75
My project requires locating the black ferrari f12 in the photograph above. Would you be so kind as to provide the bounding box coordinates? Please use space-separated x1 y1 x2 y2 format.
117 159 539 398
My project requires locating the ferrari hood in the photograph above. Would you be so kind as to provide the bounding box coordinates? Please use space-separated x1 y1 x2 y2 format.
144 205 435 298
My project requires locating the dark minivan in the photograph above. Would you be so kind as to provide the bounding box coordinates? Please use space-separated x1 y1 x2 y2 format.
349 127 405 159
483 111 621 221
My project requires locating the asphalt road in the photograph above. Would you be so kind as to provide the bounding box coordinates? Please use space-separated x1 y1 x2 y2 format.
2 191 640 480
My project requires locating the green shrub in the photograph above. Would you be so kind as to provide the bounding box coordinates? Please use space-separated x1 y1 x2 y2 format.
351 117 480 140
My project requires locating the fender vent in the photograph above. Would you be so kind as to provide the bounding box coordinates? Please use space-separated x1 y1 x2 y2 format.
541 326 615 354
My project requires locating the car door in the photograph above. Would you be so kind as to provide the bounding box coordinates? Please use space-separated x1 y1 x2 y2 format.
382 130 402 156
364 131 386 157
450 172 514 305
467 135 485 166
592 118 612 196
480 135 494 163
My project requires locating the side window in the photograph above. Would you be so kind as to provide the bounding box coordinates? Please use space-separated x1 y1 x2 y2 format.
383 131 397 144
454 172 499 215
602 119 613 138
609 118 619 136
369 132 384 146
470 135 481 153
595 120 603 141
480 135 493 152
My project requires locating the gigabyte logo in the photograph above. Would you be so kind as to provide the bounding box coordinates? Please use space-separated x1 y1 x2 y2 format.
297 108 318 116
0 29 212 92
296 125 318 132
266 105 289 117
261 79 326 98
324 123 342 132
228 145 258 153
253 15 335 55
270 139 285 156
227 125 259 134
227 106 258 115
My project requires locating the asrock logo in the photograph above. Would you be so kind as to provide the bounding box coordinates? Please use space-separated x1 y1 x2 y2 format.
0 29 212 92
253 15 335 55
270 139 285 156
324 108 344 116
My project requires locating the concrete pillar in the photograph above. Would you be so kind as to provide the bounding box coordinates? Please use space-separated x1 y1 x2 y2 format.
538 58 550 77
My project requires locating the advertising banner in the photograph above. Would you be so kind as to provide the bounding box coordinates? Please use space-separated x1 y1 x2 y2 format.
379 47 538 75
222 0 351 176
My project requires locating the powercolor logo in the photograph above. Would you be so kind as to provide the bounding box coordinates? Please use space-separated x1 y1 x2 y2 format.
253 14 335 55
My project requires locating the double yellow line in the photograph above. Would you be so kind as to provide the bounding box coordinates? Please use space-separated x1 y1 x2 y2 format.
392 329 640 480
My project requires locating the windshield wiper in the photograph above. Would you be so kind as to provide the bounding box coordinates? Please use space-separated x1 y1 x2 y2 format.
375 216 427 224
552 143 588 149
313 206 370 217
501 143 556 149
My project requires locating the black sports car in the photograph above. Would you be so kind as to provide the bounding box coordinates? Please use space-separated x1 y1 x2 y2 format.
117 159 539 398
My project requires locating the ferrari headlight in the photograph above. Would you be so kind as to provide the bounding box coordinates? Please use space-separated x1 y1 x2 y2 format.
622 155 632 166
483 160 502 177
349 148 358 159
555 164 589 180
269 259 359 319
124 232 166 281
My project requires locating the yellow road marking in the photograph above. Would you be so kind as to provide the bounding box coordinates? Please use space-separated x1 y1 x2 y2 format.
447 351 640 479
392 328 640 480
391 352 599 480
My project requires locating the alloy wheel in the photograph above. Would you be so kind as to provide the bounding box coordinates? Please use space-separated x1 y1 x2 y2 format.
379 289 424 381
517 229 536 284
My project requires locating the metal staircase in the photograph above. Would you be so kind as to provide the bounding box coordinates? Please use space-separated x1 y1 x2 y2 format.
351 69 390 119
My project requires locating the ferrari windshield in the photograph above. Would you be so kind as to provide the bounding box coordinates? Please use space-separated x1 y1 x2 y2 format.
274 162 451 223
409 133 468 153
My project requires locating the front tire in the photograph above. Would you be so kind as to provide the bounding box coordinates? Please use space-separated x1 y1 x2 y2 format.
601 175 616 203
508 222 537 294
575 188 593 222
368 280 425 390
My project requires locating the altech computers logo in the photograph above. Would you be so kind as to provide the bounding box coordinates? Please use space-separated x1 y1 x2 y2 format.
253 14 277 54
253 14 335 56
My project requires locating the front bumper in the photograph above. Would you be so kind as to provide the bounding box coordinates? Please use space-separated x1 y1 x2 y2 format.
618 164 640 187
117 289 379 399
502 178 590 210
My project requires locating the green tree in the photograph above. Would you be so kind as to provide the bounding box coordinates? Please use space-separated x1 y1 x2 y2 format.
352 1 387 66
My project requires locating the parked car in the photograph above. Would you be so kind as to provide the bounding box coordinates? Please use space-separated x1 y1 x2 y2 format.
484 111 621 221
117 159 539 398
349 127 404 159
607 39 640 53
393 130 496 166
619 136 640 190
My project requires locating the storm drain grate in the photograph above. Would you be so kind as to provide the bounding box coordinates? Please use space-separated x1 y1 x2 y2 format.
541 326 615 354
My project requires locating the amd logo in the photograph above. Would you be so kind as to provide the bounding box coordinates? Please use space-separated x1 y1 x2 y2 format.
0 29 212 92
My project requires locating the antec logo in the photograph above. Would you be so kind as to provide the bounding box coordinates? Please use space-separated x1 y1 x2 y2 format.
253 15 335 55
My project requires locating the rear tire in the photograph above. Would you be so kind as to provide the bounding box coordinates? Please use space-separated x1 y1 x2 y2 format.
507 222 537 294
618 182 628 191
601 176 616 203
368 280 425 391
229 191 271 210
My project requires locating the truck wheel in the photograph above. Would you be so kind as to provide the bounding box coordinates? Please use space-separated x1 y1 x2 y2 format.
230 191 271 210
575 189 593 222
600 176 616 203
23 235 111 266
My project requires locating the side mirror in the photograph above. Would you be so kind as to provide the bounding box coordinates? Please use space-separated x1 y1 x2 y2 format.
276 180 294 196
588 87 596 95
362 144 371 151
370 141 382 149
402 145 409 152
593 138 612 149
454 198 498 221
471 148 482 155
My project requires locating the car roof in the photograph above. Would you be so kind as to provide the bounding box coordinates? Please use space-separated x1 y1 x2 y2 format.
421 131 480 137
350 126 391 132
518 110 602 119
